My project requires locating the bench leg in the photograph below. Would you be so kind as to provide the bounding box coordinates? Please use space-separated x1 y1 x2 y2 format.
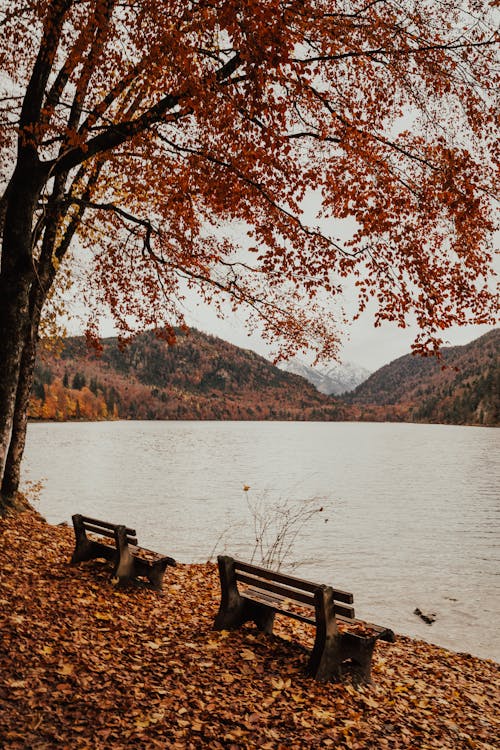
146 559 170 591
214 555 275 631
70 514 93 564
128 555 176 591
213 556 274 633
113 525 135 586
214 555 247 629
307 585 343 682
244 600 276 634
148 556 176 590
339 633 377 684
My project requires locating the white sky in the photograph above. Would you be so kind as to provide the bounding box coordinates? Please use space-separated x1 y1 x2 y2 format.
179 194 498 372
0 6 495 374
183 303 498 372
86 292 497 373
68 215 498 372
85 216 498 372
66 192 498 373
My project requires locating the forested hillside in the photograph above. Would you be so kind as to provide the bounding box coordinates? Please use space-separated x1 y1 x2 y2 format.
345 330 499 426
31 329 345 422
31 329 498 426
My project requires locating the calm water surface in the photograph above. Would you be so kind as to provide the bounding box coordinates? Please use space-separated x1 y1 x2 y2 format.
22 421 499 662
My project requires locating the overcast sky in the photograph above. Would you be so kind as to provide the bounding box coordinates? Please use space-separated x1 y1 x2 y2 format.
182 302 497 372
71 238 498 374
68 197 498 373
84 291 496 373
174 197 498 372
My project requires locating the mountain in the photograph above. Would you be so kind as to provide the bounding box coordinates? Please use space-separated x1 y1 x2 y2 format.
344 329 499 426
278 358 371 395
31 328 346 422
30 328 499 426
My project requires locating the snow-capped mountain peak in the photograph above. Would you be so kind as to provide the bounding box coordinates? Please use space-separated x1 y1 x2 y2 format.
278 358 371 395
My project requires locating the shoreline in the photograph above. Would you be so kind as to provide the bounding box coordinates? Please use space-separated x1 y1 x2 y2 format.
27 416 499 428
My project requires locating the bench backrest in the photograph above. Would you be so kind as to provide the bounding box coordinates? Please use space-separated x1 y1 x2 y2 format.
80 515 138 546
232 558 355 619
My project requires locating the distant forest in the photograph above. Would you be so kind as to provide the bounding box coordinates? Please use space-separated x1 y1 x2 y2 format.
30 329 345 422
345 329 499 426
31 328 499 426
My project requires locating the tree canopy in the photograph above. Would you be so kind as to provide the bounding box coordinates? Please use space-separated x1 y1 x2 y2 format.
0 0 498 507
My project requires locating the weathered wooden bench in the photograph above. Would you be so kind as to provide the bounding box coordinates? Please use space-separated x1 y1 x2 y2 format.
70 514 175 590
214 555 394 683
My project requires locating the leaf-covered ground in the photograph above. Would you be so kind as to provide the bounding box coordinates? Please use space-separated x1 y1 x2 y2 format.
1 510 498 749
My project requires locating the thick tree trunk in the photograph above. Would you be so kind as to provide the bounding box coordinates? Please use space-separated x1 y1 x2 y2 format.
0 276 33 492
0 0 75 515
0 297 33 516
1 146 79 513
0 155 46 513
1 319 39 500
1 235 57 502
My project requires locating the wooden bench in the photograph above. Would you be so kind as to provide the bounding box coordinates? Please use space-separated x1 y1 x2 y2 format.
214 555 394 683
70 514 175 590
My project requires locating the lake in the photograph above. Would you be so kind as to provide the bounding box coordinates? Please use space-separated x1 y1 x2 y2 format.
22 420 499 662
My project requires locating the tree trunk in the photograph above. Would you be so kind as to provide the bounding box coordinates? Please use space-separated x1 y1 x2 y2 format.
0 297 34 516
1 318 39 500
0 155 46 512
1 235 57 503
0 272 34 494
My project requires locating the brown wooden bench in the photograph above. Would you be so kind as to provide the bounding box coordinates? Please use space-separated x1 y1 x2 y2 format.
70 514 175 590
214 555 394 683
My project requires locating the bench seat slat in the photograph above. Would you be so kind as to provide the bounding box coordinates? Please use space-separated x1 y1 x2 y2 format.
128 545 172 563
336 615 395 642
241 584 355 620
243 585 312 610
85 540 116 560
242 588 316 625
234 559 354 603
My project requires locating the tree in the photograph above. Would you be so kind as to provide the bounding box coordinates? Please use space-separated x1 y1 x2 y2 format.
0 0 498 513
71 372 86 391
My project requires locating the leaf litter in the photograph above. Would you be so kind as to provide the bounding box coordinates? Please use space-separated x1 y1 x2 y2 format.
0 510 498 749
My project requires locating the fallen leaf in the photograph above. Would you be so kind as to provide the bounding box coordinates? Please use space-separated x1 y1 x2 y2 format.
240 649 256 661
94 612 113 621
57 663 74 675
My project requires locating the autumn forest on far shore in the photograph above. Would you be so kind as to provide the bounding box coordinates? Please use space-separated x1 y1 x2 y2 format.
30 328 499 426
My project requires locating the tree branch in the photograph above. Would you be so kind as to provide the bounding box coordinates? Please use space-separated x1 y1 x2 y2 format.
156 133 362 259
47 51 243 176
20 0 71 131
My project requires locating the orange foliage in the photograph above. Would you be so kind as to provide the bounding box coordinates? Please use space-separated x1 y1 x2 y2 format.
28 379 112 422
1 1 498 363
1 0 499 495
31 330 346 421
